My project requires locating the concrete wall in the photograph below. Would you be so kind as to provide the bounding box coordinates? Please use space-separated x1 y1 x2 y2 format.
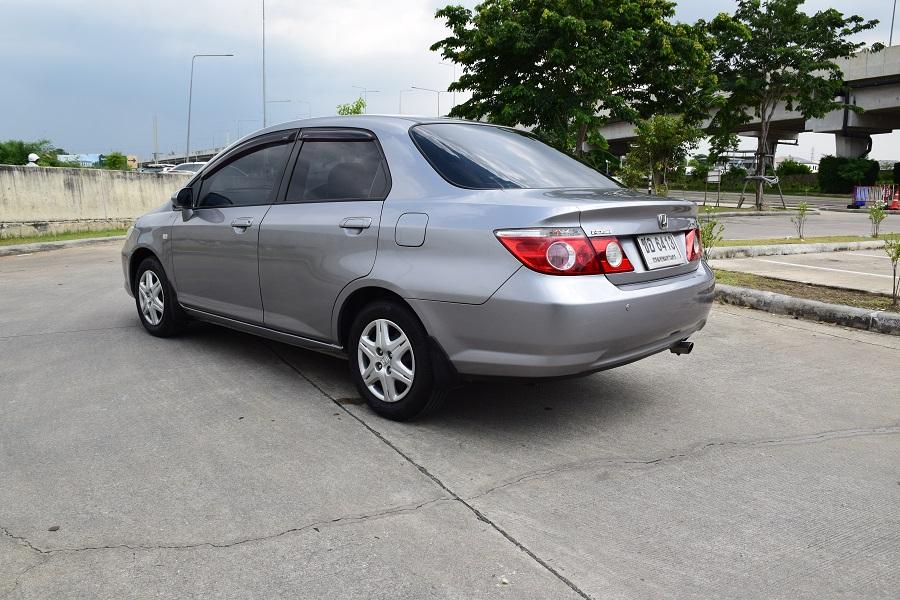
0 165 189 238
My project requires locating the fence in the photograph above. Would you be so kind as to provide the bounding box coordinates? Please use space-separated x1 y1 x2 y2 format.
852 184 900 209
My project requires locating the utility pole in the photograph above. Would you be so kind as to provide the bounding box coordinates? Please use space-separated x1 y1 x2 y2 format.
152 115 159 163
352 86 380 113
262 0 267 127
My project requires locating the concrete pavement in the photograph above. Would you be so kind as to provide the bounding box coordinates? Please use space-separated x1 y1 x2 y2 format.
710 250 897 295
2 241 899 599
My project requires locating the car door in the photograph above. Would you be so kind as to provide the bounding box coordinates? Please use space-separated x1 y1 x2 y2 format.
171 130 296 323
258 128 389 341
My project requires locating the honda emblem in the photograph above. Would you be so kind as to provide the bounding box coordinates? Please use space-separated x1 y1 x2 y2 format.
657 214 668 229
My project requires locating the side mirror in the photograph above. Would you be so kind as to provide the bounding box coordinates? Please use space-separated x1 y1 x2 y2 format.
172 187 193 210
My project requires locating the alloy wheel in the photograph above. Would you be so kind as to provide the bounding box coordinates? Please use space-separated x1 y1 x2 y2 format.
138 270 164 326
357 318 415 403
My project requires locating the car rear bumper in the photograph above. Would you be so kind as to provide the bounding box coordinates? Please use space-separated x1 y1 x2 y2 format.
408 262 715 378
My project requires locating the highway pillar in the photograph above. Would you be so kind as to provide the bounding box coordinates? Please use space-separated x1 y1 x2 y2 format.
834 134 872 158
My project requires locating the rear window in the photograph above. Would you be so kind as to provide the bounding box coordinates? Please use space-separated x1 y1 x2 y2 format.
410 123 617 190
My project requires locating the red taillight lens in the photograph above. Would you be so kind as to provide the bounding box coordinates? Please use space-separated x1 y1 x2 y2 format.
590 236 634 273
495 228 601 275
685 228 702 262
494 228 633 275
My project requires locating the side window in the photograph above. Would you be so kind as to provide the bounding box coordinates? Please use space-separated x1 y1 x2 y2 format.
197 141 292 208
285 140 389 202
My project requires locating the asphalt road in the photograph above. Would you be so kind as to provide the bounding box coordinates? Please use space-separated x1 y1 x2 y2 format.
674 189 865 210
710 250 897 295
715 210 900 240
2 242 899 599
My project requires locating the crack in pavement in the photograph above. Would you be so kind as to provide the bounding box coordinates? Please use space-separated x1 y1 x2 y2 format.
465 424 900 502
0 497 450 557
265 342 595 600
0 559 46 600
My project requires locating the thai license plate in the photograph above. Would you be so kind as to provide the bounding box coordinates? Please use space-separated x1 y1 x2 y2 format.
637 233 685 270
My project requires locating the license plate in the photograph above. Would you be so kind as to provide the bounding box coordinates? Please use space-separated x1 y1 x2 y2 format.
637 233 685 270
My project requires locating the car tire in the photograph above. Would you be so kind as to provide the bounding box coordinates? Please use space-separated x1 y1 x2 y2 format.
348 300 446 421
134 256 187 337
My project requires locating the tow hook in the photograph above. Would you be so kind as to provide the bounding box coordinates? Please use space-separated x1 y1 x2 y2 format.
670 340 694 355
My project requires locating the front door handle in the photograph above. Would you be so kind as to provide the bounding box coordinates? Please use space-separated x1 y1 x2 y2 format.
231 217 254 229
339 217 372 230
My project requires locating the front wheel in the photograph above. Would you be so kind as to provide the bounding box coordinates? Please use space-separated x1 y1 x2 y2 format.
134 256 187 337
348 301 446 421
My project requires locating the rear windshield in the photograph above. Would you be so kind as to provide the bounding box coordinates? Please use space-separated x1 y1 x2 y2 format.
410 123 617 190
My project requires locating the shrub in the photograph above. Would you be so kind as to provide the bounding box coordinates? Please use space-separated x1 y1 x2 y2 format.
776 159 811 176
818 155 880 193
894 162 900 184
791 201 810 239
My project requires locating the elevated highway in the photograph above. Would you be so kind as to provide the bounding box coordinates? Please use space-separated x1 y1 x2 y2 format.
599 45 900 158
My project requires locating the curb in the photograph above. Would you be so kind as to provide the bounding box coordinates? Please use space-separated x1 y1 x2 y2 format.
715 283 900 336
820 207 900 215
708 209 820 217
0 236 126 257
707 239 885 260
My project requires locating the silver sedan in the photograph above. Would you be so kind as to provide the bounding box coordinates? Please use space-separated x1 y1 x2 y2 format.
122 116 714 420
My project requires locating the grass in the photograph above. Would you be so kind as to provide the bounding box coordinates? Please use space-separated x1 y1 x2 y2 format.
0 228 128 246
715 269 897 312
718 235 878 247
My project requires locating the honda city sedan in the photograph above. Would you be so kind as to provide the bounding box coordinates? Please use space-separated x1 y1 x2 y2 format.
122 116 714 420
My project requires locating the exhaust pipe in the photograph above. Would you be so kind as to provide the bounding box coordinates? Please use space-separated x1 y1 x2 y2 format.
670 340 694 356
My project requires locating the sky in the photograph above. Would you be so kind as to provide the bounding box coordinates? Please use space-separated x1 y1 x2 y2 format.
0 0 896 162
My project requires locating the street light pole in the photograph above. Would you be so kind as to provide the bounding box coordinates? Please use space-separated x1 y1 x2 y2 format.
186 53 233 162
438 61 457 110
411 86 444 117
352 86 380 113
398 89 413 114
891 0 897 46
262 0 267 127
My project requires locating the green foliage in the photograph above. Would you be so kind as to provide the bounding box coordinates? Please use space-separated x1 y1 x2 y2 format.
688 154 711 181
431 0 718 155
791 201 810 239
818 156 879 193
700 207 724 258
0 139 69 166
101 152 129 171
776 159 812 177
336 97 366 115
893 163 900 184
622 115 703 194
868 201 886 237
884 234 900 305
707 0 879 204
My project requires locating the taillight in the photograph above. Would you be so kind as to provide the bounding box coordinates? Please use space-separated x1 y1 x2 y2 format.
494 228 633 275
685 228 702 262
590 236 634 273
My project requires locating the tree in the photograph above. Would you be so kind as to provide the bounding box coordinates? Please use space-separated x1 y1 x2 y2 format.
431 0 717 156
0 139 68 166
336 97 366 115
708 0 880 210
621 115 703 194
101 152 129 171
776 159 811 177
884 234 900 306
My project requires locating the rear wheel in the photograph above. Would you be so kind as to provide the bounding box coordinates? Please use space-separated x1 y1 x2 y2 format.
134 256 187 337
348 301 446 420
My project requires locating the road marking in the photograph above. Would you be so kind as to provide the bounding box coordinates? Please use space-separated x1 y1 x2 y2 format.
750 258 892 279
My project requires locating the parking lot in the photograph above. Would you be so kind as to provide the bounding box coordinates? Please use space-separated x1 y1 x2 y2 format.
2 241 899 599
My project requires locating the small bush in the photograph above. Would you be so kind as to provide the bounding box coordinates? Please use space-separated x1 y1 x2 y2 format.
776 159 811 176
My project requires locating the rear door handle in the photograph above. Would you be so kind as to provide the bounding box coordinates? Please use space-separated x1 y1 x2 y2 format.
339 217 372 230
231 217 254 229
